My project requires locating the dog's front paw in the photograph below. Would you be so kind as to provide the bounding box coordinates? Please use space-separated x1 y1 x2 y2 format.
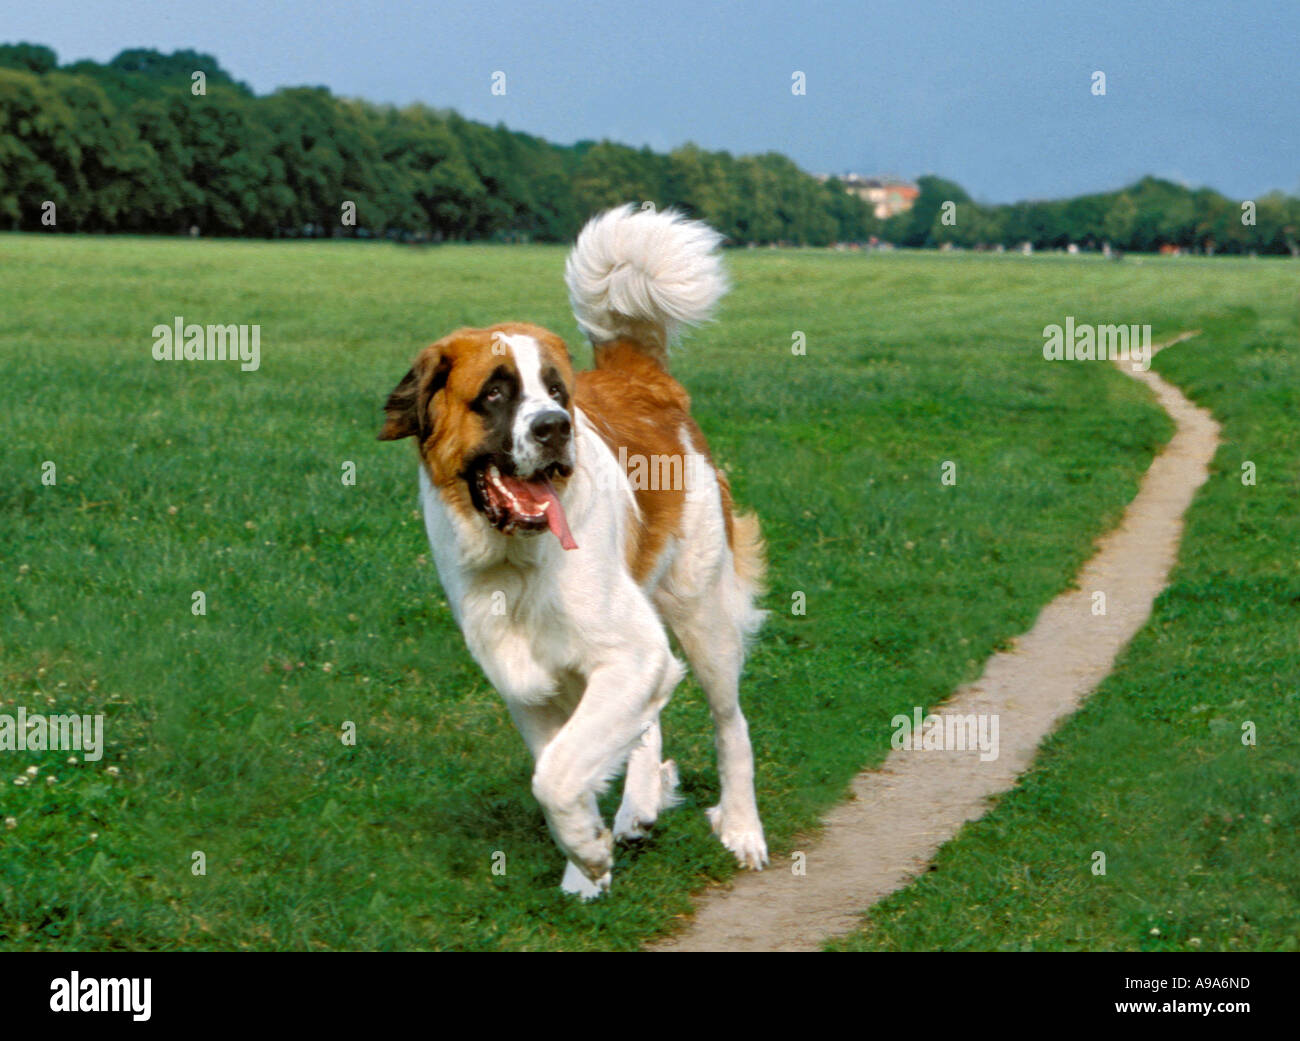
561 860 611 901
706 804 769 870
566 825 614 883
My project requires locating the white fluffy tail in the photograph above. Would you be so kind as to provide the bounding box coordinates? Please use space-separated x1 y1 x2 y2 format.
564 205 728 357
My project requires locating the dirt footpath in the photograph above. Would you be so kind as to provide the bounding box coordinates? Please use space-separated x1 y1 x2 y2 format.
651 333 1218 952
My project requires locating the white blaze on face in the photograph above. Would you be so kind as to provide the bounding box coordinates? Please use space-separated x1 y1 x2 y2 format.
501 333 571 476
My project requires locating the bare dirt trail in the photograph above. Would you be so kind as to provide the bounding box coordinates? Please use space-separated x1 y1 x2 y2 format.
651 333 1218 952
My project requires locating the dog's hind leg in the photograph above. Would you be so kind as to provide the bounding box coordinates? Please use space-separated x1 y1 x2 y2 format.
663 575 768 871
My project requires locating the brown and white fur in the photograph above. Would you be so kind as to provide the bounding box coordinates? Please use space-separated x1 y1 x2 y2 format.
380 205 767 898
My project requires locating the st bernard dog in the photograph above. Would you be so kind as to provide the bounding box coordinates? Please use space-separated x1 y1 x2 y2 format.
380 205 767 897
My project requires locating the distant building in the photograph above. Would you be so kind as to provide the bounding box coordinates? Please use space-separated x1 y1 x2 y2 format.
819 174 920 219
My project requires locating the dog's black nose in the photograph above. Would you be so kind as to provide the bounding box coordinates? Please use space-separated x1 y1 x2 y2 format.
530 411 571 447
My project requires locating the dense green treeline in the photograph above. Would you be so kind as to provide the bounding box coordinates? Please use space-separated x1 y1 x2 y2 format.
1 42 1296 252
0 43 872 244
897 174 1300 255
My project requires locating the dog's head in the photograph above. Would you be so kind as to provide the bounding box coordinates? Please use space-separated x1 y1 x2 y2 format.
380 322 578 549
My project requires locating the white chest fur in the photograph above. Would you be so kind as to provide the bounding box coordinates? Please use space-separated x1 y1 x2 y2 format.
415 410 644 704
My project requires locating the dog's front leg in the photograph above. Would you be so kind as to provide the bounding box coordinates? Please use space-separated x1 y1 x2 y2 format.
532 649 684 895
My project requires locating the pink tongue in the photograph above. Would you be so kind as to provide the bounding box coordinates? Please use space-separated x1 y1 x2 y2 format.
535 478 578 551
501 473 578 550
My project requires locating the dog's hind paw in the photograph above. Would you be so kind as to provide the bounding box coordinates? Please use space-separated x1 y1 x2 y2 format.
706 804 769 871
613 760 682 843
613 810 654 843
561 860 611 901
657 759 683 811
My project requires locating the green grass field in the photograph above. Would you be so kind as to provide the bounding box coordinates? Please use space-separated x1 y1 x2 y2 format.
832 278 1300 952
0 235 1293 950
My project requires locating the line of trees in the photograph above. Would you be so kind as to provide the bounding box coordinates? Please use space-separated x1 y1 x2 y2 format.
1 43 1296 253
887 175 1300 256
0 43 873 244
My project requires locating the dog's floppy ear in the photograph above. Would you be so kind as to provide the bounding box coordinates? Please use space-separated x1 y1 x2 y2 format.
379 346 450 442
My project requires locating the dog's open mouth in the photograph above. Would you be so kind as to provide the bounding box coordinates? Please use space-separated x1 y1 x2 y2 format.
473 462 578 550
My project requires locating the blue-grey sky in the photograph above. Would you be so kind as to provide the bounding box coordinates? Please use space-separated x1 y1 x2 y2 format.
9 0 1298 203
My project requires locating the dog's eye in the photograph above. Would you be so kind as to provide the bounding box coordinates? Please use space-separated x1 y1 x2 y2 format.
548 384 563 398
485 387 503 403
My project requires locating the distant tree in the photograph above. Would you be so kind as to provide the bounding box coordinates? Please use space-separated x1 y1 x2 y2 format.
0 68 62 228
891 175 971 247
1062 193 1109 248
59 48 251 110
0 42 57 74
260 87 397 236
818 176 876 241
1255 192 1300 255
1192 188 1234 254
1102 193 1138 249
108 47 250 94
573 141 668 219
0 68 162 231
377 105 488 239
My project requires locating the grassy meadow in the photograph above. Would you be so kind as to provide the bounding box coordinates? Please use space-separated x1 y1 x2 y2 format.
0 234 1291 950
832 274 1300 952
